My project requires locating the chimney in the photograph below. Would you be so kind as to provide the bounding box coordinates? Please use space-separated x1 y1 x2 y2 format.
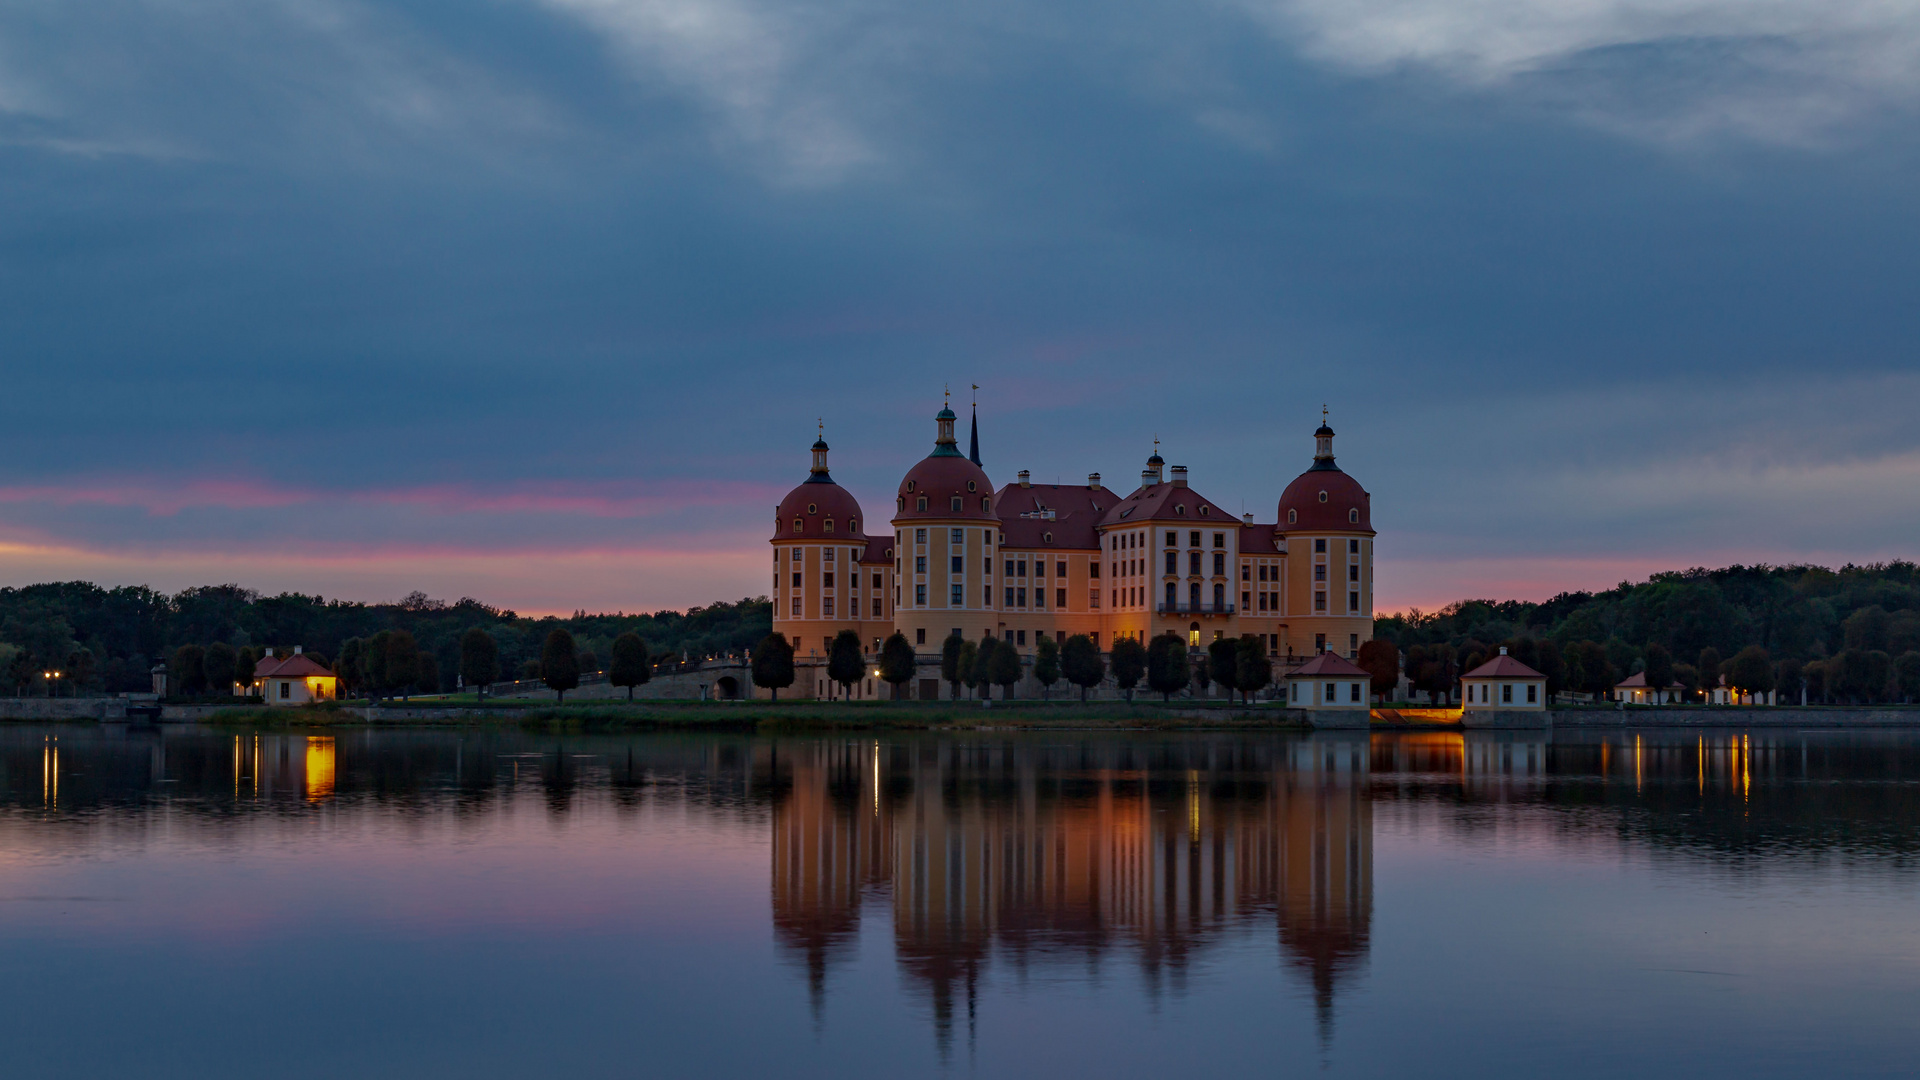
1087 473 1101 490
1242 513 1253 524
1018 470 1031 488
1171 465 1188 487
294 645 303 654
1499 646 1508 655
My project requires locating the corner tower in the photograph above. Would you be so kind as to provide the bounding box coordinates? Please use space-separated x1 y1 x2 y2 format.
1276 415 1375 659
891 401 997 650
772 432 886 665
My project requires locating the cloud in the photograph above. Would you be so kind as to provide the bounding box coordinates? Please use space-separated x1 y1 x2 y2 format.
1240 0 1920 144
534 0 879 181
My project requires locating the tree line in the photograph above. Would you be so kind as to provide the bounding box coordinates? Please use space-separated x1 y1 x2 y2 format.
0 580 767 697
1373 562 1920 704
746 628 1279 703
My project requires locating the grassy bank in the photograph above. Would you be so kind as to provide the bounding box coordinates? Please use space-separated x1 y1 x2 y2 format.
202 698 1313 731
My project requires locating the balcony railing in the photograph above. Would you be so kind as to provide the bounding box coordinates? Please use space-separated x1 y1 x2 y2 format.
1155 601 1236 615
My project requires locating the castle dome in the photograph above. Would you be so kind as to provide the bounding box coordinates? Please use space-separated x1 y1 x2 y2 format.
1278 419 1373 534
774 436 865 540
894 403 995 522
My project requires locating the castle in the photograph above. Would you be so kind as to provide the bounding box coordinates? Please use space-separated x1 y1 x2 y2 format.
769 400 1375 698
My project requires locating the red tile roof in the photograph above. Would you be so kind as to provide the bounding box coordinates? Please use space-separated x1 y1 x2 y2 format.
1098 481 1235 529
1287 652 1370 677
993 482 1111 550
257 654 334 679
1462 654 1545 679
1614 672 1685 689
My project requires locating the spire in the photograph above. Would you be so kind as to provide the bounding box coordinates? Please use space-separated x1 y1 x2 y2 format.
1142 437 1164 485
968 385 981 466
805 421 834 483
1311 409 1339 471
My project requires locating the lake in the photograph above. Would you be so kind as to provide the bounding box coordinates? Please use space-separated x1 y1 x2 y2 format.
0 724 1916 1079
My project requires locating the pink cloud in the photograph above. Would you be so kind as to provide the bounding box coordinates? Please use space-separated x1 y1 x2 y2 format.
0 476 786 518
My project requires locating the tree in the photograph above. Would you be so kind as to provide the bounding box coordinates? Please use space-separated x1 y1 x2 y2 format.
233 646 258 696
415 651 441 695
752 632 795 701
384 630 421 700
1773 658 1805 704
1207 636 1237 699
1574 641 1615 699
828 630 864 699
66 647 99 694
1642 644 1674 701
1535 640 1567 700
941 634 967 700
1234 635 1273 703
1844 605 1891 652
542 628 580 702
1695 646 1722 701
1147 635 1189 701
1109 637 1147 703
956 639 980 700
1803 658 1830 704
970 635 998 701
1894 651 1920 704
609 632 651 701
203 642 238 696
1357 639 1399 702
1062 634 1104 702
1725 645 1773 700
337 638 366 699
879 632 916 700
170 645 206 698
460 628 500 700
1031 635 1060 700
364 630 393 699
989 638 1022 699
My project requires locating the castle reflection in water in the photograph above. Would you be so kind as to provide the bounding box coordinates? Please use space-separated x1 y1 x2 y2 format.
770 736 1372 1042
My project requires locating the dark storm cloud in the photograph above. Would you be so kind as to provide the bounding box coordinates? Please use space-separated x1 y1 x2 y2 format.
0 0 1915 609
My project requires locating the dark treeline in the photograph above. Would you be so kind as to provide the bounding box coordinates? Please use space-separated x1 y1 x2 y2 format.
1373 562 1920 704
0 582 771 695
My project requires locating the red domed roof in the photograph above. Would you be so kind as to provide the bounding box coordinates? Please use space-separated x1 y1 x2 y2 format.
775 480 865 540
1278 467 1371 534
894 455 996 523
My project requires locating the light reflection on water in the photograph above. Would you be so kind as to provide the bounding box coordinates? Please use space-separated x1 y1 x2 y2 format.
0 725 1915 1079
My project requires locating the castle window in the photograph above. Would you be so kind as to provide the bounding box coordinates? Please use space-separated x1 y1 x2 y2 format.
951 528 964 544
1089 562 1100 578
950 497 962 511
1199 505 1210 516
1056 561 1066 577
822 572 833 587
1349 539 1360 554
873 598 883 617
1166 532 1176 547
1315 565 1326 581
1174 503 1186 515
1315 538 1327 553
915 528 927 543
1317 491 1328 503
917 497 928 511
1189 531 1201 547
823 519 834 533
791 573 801 588
794 518 803 532
966 480 977 492
850 520 857 533
1090 590 1101 609
1349 564 1359 582
822 597 834 616
1056 588 1066 608
915 584 927 605
906 480 915 492
807 503 817 514
792 597 801 615
916 628 926 645
1287 509 1296 524
1043 531 1053 544
951 556 963 573
1017 588 1027 608
1212 553 1225 575
1315 591 1327 611
1349 508 1359 523
823 548 834 562
1349 591 1360 612
915 556 926 573
982 497 990 511
951 584 964 605
1213 533 1224 548
898 498 905 512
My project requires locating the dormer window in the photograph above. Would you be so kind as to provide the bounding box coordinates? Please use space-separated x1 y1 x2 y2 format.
807 503 818 514
1317 491 1328 503
917 497 928 510
950 496 963 511
897 498 904 511
824 518 835 533
794 517 804 531
1174 504 1186 515
966 481 977 492
1348 508 1359 523
906 480 916 492
1287 509 1297 524
981 497 990 511
1199 505 1209 516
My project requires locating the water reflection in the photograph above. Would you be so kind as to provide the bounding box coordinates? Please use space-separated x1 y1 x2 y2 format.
2 723 1919 1067
771 737 1372 1046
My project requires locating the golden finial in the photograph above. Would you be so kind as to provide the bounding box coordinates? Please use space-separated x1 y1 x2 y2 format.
944 384 950 405
818 417 823 438
1322 403 1329 425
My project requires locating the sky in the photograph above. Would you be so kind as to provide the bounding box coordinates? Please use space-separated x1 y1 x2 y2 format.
0 0 1917 615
